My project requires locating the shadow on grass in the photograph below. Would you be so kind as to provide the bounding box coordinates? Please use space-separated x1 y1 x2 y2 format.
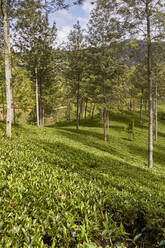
47 111 149 130
29 135 164 247
47 118 103 129
58 127 105 141
29 131 164 193
55 127 129 161
55 127 145 162
48 119 77 128
157 130 165 139
127 142 165 167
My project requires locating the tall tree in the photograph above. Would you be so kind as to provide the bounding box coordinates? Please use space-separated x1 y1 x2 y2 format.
66 21 85 132
1 0 12 137
119 0 165 168
87 0 126 141
0 0 84 136
15 10 57 126
152 43 165 142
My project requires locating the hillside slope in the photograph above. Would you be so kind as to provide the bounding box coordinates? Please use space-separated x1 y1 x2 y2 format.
0 112 165 247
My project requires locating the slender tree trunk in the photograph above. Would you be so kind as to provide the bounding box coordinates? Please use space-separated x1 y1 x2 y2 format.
133 97 135 113
80 99 83 120
13 106 16 124
130 98 132 111
107 111 109 129
13 94 16 124
39 99 42 126
35 67 40 127
104 107 107 141
39 83 44 126
39 101 44 126
67 101 71 121
100 108 103 123
155 82 158 142
84 99 88 120
140 91 143 127
10 87 14 123
146 2 153 168
2 1 12 137
90 103 93 118
1 88 5 121
76 83 80 132
92 103 95 119
42 108 44 126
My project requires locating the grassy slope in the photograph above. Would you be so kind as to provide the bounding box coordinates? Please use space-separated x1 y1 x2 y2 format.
0 111 165 247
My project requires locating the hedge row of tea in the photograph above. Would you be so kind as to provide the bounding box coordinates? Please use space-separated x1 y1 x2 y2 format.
0 112 165 247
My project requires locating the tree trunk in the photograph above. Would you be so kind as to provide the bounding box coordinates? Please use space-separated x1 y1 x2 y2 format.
107 111 109 129
67 101 71 121
35 67 40 127
146 2 153 168
39 101 44 126
104 107 107 141
145 100 147 114
133 97 135 113
155 82 158 142
1 88 5 121
13 94 16 124
10 87 14 123
2 1 12 137
80 99 83 120
76 83 79 132
130 98 132 111
100 108 103 123
91 103 95 119
84 99 88 120
140 91 143 127
90 103 93 118
41 108 44 126
39 83 44 126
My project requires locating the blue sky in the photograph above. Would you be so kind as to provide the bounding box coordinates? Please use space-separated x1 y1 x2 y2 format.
50 0 95 45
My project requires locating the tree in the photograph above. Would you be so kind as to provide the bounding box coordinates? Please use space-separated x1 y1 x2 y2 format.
131 59 147 126
152 43 165 141
1 0 12 137
119 0 165 168
0 0 85 136
66 21 85 132
11 55 35 123
87 0 126 141
0 50 5 121
15 9 57 126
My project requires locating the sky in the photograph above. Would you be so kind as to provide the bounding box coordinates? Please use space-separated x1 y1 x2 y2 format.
50 0 95 46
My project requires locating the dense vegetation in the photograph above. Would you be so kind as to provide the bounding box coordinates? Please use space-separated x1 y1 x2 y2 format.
0 111 165 247
1 0 165 247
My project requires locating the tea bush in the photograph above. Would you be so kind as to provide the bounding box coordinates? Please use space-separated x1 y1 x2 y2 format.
0 112 165 247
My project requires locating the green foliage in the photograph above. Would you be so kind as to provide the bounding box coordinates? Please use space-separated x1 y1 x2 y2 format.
65 20 85 98
86 1 129 111
0 111 165 246
12 54 35 112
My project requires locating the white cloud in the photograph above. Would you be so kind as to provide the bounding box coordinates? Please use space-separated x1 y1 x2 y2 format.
56 26 71 46
53 0 95 46
82 0 95 14
53 9 74 26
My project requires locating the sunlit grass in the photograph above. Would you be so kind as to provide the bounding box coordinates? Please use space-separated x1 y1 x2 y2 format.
0 111 164 247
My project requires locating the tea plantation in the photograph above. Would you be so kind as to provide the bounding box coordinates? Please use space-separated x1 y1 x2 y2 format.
0 112 165 247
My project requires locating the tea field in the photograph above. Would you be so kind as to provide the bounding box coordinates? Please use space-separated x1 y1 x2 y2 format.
0 112 165 247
